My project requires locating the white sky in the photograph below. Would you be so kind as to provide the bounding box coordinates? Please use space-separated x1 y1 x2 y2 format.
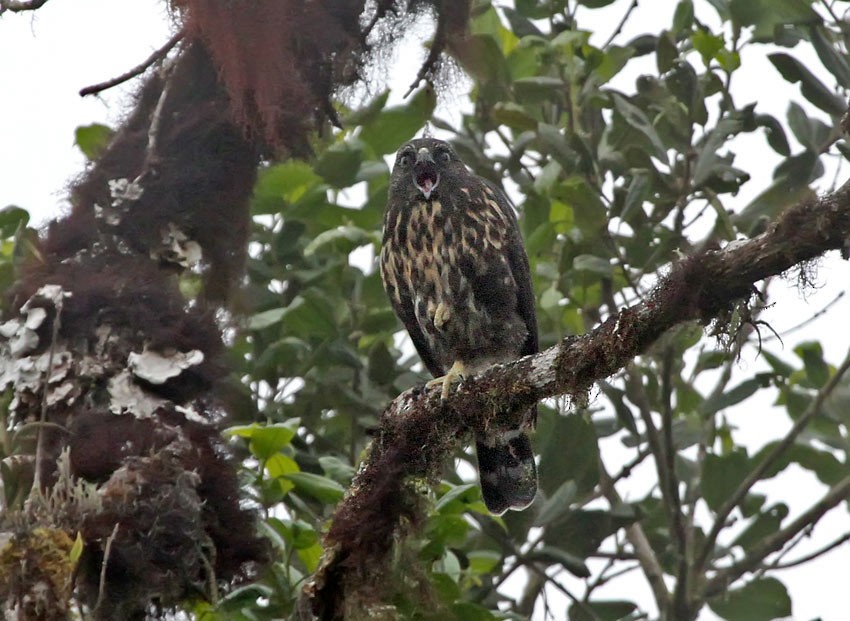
2 1 850 620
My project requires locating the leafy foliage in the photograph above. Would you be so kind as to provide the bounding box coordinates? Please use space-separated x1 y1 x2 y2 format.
199 1 850 618
5 0 850 619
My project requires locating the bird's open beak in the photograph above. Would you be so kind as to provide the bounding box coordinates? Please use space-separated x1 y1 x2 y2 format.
413 148 440 199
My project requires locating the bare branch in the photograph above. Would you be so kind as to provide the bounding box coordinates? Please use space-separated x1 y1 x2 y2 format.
306 177 850 619
767 530 850 571
599 459 670 614
704 474 850 598
602 0 638 48
79 28 185 97
696 349 850 572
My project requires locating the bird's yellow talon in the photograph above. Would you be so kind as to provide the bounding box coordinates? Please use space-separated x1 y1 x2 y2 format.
426 360 466 401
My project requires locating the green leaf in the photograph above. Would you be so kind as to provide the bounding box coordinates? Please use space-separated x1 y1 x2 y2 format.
611 93 670 164
360 88 436 156
226 422 298 460
533 479 577 527
450 602 497 621
342 91 389 126
514 76 566 103
537 123 579 169
760 350 795 377
692 29 724 66
699 376 765 415
578 0 617 7
69 532 84 565
277 290 345 339
247 307 286 330
769 53 846 116
786 102 831 152
692 118 744 188
673 0 694 33
452 34 509 84
555 176 607 233
620 170 650 223
656 31 678 74
536 412 600 497
0 206 29 239
600 384 639 435
569 600 638 621
297 541 323 573
434 483 478 513
303 225 373 256
756 114 791 156
526 546 590 577
467 550 502 575
265 453 299 478
426 514 470 547
702 449 750 512
253 160 323 214
592 45 634 84
491 102 538 131
543 507 638 557
735 158 818 233
318 456 356 484
315 142 364 188
709 577 792 621
74 123 114 160
284 472 346 504
730 0 819 41
810 25 850 89
573 254 613 277
795 341 830 387
733 503 788 550
430 572 460 603
754 442 845 485
288 520 319 550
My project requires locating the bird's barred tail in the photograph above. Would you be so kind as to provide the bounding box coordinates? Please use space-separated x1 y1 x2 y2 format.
476 428 537 515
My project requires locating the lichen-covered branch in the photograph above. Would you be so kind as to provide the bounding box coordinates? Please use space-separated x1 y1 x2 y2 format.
306 178 850 619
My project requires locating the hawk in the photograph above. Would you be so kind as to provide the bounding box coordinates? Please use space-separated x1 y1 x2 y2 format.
380 137 538 515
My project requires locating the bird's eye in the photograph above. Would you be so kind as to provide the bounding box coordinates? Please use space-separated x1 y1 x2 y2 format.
436 149 451 163
398 151 413 167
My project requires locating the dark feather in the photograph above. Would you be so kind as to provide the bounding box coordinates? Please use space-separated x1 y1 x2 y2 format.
381 137 539 514
483 179 539 358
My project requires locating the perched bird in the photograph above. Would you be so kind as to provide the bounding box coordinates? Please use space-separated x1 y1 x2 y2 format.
380 137 538 515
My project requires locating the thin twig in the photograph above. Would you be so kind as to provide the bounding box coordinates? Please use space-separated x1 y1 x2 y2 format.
607 442 653 487
752 525 813 579
94 523 121 613
601 0 639 49
704 474 850 597
697 349 850 572
766 530 850 571
661 347 692 618
819 0 842 24
598 457 670 613
79 28 185 97
136 62 175 180
761 291 845 342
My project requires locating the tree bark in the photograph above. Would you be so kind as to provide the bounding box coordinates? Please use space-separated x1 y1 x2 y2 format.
306 178 850 619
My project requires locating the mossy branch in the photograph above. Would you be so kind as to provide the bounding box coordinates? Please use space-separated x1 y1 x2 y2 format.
306 178 850 619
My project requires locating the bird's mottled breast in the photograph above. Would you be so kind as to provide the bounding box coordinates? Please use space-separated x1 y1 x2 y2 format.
381 183 524 367
381 186 507 298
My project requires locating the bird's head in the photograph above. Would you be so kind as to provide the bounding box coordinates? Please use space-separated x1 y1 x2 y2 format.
389 138 464 202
